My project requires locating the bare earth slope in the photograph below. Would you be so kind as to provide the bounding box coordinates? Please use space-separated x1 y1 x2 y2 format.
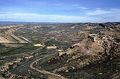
0 27 29 44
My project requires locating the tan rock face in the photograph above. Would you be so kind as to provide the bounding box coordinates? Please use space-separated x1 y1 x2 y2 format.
58 34 120 70
68 36 104 56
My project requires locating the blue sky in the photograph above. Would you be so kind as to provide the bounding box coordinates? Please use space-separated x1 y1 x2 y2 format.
0 0 120 22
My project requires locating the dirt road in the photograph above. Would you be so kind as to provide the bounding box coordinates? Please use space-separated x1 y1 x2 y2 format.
30 57 66 79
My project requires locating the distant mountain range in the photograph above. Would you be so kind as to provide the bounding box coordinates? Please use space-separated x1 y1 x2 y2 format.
0 21 48 25
0 21 69 25
0 21 120 25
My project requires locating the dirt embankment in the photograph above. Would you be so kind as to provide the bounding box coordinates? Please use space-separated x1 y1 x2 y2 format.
0 28 29 44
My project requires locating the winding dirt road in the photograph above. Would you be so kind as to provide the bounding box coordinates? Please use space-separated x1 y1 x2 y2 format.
30 57 66 79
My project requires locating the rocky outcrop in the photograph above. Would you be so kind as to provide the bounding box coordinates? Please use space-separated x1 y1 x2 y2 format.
54 34 120 72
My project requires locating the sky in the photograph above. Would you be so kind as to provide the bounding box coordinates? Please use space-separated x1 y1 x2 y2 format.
0 0 120 22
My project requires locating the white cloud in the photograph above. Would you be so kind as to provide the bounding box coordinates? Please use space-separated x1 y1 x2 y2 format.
86 9 111 15
0 8 120 22
0 12 87 22
85 8 120 22
76 7 89 10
